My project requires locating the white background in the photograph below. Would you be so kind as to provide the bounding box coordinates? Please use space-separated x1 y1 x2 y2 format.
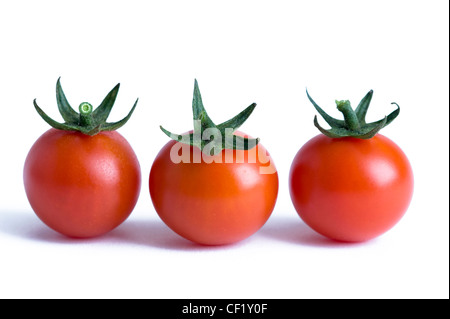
0 0 448 299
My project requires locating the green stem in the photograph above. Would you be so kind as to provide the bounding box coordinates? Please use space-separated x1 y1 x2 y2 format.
79 102 94 127
307 90 400 139
160 79 259 153
34 78 138 136
336 100 360 131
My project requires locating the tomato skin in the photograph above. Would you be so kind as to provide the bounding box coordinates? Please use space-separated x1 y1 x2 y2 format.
23 128 141 238
289 134 414 242
149 136 279 245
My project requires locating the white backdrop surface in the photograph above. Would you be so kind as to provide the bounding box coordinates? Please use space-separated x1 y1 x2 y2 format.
0 0 448 299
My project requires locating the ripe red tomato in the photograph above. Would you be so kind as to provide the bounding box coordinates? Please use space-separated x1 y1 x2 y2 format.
24 129 141 238
289 134 414 242
149 134 279 246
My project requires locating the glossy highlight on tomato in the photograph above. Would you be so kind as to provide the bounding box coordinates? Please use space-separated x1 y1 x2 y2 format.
24 129 141 238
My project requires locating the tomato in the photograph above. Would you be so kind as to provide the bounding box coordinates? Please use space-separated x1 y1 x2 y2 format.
149 80 278 245
150 80 278 245
24 128 141 238
24 78 141 238
290 89 414 242
289 133 413 242
149 135 278 245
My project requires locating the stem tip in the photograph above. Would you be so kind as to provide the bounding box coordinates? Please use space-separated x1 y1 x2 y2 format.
79 102 93 115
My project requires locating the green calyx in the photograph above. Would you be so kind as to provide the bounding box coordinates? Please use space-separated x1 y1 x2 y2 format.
307 89 400 139
33 77 138 136
160 79 260 155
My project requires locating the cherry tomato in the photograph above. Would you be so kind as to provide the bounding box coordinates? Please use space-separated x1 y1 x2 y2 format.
24 129 141 238
149 134 278 246
289 134 414 242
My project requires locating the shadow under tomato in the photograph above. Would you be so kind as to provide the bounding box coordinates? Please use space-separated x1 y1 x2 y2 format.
0 210 370 249
110 217 252 251
108 218 210 250
0 210 68 243
259 214 367 248
0 210 122 244
0 210 246 251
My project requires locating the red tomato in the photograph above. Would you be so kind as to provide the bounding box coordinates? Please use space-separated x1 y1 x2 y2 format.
24 128 141 238
289 134 413 242
149 133 278 246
